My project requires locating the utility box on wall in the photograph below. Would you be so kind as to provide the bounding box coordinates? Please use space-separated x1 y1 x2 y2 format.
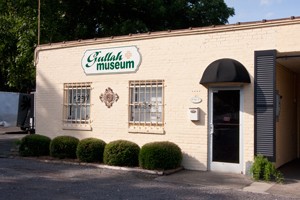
189 107 200 121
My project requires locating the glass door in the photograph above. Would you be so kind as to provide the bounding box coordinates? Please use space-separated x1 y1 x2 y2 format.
209 88 242 173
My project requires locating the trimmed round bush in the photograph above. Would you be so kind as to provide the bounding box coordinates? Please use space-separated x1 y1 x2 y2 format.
103 140 140 167
76 138 106 163
50 136 79 159
139 141 182 170
19 134 51 157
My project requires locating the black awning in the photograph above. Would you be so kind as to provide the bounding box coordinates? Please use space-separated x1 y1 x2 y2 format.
200 58 251 84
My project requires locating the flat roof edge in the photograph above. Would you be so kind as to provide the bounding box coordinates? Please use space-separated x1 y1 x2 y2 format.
36 16 300 51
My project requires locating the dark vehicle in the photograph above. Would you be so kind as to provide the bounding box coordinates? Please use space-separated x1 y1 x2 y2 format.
0 92 35 133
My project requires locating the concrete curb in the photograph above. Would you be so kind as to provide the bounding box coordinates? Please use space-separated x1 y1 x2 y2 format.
242 182 274 194
17 156 183 176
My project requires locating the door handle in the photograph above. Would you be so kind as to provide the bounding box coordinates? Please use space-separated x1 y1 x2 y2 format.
209 124 214 135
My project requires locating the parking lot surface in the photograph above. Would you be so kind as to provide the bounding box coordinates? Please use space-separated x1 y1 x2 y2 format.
0 130 299 199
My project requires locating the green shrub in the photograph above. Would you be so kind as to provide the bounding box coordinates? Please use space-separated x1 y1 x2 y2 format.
76 138 106 163
19 134 51 157
50 136 79 159
250 155 284 183
139 141 182 170
103 140 140 167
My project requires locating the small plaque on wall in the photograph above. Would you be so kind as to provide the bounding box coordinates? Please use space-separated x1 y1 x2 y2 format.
190 96 202 104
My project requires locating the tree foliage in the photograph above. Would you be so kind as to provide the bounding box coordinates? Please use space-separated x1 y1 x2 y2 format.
0 0 37 92
0 0 234 92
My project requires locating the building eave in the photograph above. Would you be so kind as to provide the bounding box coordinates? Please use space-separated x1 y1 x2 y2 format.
34 16 300 65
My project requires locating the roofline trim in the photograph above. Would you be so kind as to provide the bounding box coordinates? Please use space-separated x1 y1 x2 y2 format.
34 17 300 65
37 17 300 50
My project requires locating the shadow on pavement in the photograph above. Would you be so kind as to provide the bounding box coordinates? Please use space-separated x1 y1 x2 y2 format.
279 159 300 180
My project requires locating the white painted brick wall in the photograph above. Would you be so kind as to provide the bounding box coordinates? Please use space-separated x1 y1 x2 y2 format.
36 20 300 172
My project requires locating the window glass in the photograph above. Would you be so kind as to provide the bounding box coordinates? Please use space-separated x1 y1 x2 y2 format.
129 80 164 126
63 83 91 125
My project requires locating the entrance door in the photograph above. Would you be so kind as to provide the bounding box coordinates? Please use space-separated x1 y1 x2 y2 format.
209 89 242 173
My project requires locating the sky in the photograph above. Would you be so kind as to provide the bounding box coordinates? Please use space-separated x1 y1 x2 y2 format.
224 0 300 24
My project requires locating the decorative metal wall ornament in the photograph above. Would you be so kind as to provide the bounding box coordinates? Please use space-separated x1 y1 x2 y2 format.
99 87 119 108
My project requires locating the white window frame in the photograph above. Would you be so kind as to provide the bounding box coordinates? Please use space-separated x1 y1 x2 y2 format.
63 82 92 130
129 80 165 133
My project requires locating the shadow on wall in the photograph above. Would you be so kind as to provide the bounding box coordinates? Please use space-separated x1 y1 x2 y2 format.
36 71 63 137
36 71 124 140
37 71 97 139
182 152 207 171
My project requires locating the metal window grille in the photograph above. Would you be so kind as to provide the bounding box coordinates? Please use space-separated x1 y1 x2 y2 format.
63 82 92 125
129 80 164 127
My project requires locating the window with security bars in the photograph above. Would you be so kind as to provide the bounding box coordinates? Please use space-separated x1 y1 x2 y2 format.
63 82 91 125
129 80 164 126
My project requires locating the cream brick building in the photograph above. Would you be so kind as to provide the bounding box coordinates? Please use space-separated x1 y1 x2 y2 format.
35 17 300 174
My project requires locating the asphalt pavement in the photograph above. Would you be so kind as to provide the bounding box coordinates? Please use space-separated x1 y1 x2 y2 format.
0 127 299 199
